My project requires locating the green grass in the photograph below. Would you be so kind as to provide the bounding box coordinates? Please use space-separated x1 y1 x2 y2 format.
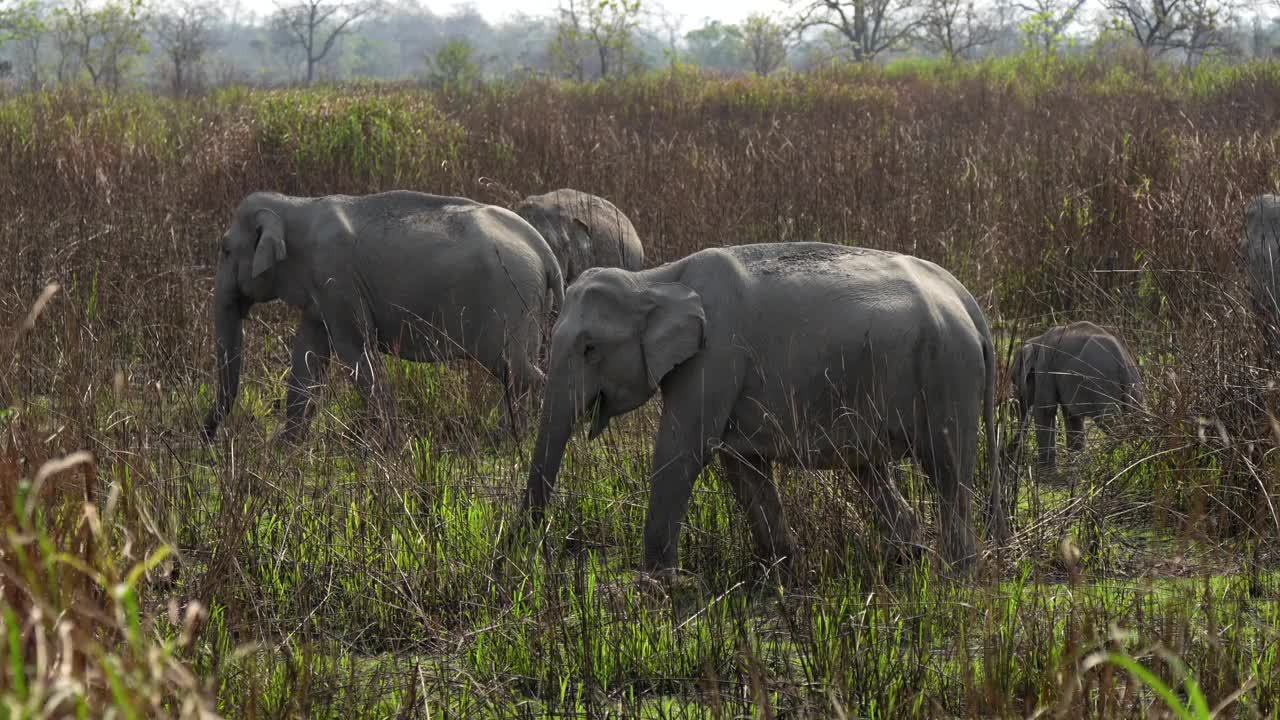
120 390 1271 717
4 55 1280 717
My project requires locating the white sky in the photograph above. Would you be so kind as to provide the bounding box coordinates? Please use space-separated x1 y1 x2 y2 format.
449 0 787 26
236 0 789 31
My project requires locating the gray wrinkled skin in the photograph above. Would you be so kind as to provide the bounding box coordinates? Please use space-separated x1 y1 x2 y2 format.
519 241 1006 578
1242 194 1280 356
514 189 644 284
201 190 564 446
1010 321 1144 473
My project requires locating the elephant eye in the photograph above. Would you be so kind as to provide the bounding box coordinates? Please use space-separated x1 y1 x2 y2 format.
584 342 601 365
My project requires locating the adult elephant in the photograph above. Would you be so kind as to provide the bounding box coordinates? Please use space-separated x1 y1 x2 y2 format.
1242 194 1280 357
517 242 1006 577
513 189 644 284
201 190 564 446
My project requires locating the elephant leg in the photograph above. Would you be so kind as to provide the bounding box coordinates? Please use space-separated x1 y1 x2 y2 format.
494 318 546 441
502 356 545 442
720 451 796 573
1064 413 1086 454
643 432 709 572
1093 405 1124 437
641 354 738 573
919 420 979 574
1033 405 1059 474
330 317 398 450
280 316 331 442
853 463 924 564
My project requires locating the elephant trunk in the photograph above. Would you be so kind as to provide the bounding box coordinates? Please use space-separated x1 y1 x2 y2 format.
202 284 248 440
521 369 585 526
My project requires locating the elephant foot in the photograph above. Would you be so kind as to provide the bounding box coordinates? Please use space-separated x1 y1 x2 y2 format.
631 567 703 608
1034 459 1058 481
746 551 801 592
873 514 925 569
494 514 555 577
271 426 305 450
201 414 221 443
748 538 801 586
938 536 978 580
375 429 402 455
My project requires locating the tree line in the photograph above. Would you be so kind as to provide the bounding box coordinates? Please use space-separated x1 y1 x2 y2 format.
0 0 1277 93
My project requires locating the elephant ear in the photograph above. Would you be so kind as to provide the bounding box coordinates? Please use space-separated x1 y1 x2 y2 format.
1016 344 1038 415
568 217 593 268
640 282 705 391
252 209 287 279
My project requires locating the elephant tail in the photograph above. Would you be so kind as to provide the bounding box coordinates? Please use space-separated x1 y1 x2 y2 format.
984 335 1009 545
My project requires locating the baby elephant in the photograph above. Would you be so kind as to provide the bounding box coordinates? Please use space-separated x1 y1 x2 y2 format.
514 189 644 285
1010 321 1144 472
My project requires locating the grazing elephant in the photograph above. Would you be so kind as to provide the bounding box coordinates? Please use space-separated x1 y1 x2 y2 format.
1010 321 1144 473
518 242 1006 577
513 189 644 284
201 190 564 445
1242 195 1280 357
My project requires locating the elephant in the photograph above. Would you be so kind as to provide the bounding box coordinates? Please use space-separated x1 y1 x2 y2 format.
1009 321 1144 473
1242 195 1280 357
517 242 1006 578
201 190 564 446
513 189 644 285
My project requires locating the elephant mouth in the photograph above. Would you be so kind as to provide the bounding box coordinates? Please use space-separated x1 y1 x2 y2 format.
587 392 610 440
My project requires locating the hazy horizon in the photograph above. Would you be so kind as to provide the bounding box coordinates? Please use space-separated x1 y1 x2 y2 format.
228 0 789 30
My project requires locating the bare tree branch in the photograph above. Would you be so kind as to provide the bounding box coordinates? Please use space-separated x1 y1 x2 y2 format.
153 0 221 95
271 0 379 84
1015 0 1086 52
790 0 923 62
920 0 997 59
1104 0 1232 56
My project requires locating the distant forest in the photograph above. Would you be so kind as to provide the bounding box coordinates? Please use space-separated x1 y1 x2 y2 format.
3 0 1280 92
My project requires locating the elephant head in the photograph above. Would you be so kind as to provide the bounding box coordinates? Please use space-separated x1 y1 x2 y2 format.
201 192 291 440
522 268 706 519
1242 195 1280 354
515 201 591 283
1010 341 1038 424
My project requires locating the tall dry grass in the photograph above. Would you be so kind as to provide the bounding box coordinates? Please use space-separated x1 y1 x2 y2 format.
0 56 1278 716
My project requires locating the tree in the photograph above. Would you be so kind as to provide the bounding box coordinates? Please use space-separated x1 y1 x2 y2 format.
272 0 379 85
153 0 220 94
1104 0 1231 56
1 0 46 87
920 0 996 58
0 0 41 42
54 0 148 90
1016 0 1086 53
650 3 684 67
791 0 922 61
586 0 641 78
684 19 744 71
739 13 788 74
550 0 642 80
1183 0 1235 63
425 37 479 88
489 12 555 74
549 0 587 80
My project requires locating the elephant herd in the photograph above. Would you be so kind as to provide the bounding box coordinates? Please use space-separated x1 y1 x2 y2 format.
198 186 1280 581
